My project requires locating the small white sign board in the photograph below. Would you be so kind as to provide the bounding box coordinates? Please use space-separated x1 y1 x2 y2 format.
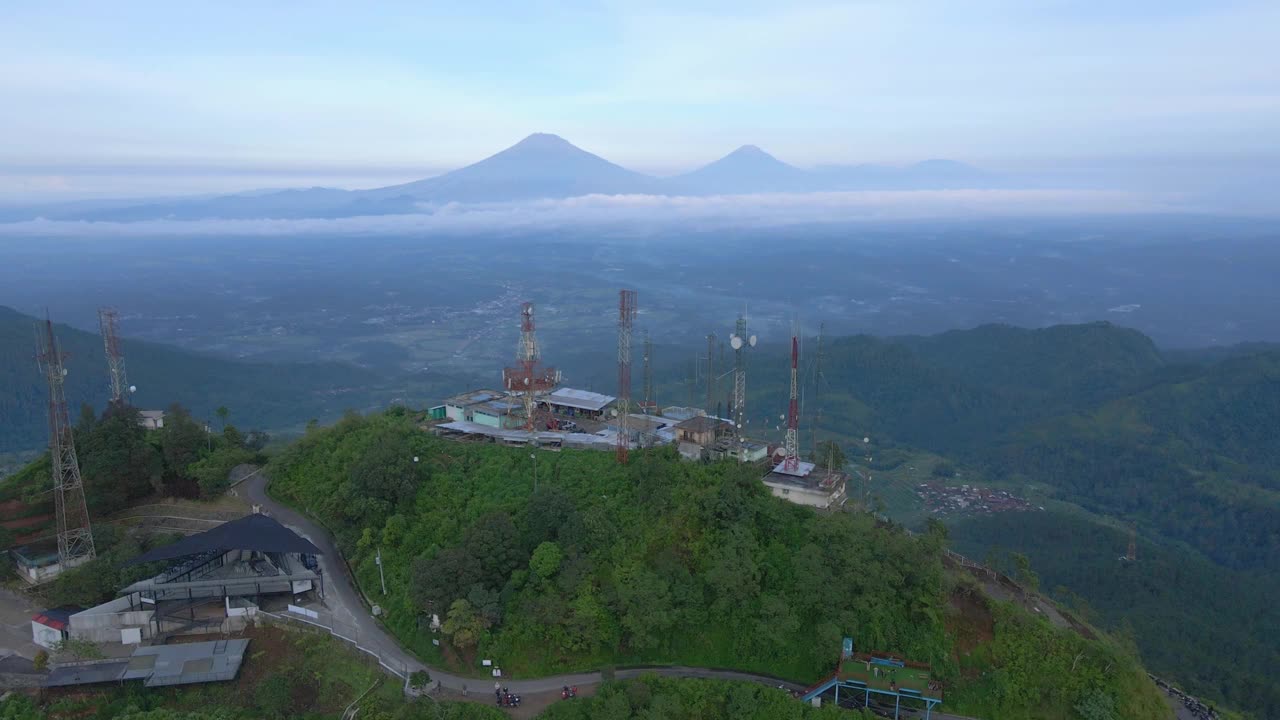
481 659 492 666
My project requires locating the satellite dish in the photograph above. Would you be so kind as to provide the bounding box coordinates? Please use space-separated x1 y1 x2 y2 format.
730 336 743 350
129 385 137 393
61 368 68 376
863 437 870 443
779 414 786 420
749 335 758 347
413 456 419 463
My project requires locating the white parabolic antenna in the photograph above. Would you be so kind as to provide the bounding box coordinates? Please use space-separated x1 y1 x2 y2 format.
129 385 137 393
730 335 743 350
749 335 758 347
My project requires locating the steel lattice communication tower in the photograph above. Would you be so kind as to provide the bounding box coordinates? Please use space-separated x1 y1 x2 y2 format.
641 330 655 414
729 313 755 460
37 317 97 567
783 330 801 474
705 333 716 418
616 289 637 463
502 302 560 432
98 307 129 406
812 322 825 459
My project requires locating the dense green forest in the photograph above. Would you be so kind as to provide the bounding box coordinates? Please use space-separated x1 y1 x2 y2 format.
730 321 1278 718
949 511 1280 720
0 401 267 558
538 676 868 719
0 305 379 453
270 409 1169 720
748 322 1280 576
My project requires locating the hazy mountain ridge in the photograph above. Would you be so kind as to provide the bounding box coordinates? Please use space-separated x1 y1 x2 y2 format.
0 305 378 453
2 134 998 222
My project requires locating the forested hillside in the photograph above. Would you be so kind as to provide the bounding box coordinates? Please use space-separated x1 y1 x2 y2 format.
987 351 1280 574
0 305 376 453
949 511 1279 720
739 321 1278 718
270 409 1170 720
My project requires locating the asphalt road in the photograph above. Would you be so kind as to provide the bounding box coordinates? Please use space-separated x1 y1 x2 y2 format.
243 470 980 718
0 586 41 661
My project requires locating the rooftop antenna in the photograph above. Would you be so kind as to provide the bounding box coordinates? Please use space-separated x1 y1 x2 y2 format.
37 315 97 568
502 302 560 432
617 289 638 464
98 307 130 407
783 323 801 474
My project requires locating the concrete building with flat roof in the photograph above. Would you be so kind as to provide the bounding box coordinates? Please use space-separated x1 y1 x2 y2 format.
440 389 508 424
762 460 849 510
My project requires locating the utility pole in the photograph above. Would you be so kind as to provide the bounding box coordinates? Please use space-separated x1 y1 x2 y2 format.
530 453 538 493
37 316 96 568
376 549 387 595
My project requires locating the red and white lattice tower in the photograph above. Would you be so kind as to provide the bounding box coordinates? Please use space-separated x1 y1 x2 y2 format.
98 307 129 406
37 317 97 567
502 302 560 432
617 289 637 464
783 331 801 474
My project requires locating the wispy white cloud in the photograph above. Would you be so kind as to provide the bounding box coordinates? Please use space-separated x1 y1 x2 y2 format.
0 189 1178 239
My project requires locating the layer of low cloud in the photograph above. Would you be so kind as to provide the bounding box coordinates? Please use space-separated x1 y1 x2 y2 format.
0 189 1180 239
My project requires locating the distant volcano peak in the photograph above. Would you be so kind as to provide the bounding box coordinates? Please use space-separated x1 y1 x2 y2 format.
511 132 576 151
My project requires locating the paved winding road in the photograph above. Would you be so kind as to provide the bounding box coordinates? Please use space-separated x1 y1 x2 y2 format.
244 471 977 718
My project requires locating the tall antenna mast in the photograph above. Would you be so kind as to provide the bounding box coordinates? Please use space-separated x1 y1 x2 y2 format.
812 322 825 460
783 327 801 474
641 330 655 414
37 317 96 568
729 312 756 461
705 333 716 415
617 289 638 464
503 302 559 432
98 307 129 407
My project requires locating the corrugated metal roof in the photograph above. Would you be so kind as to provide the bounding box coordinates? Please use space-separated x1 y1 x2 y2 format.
44 660 131 687
124 514 320 567
544 388 616 411
32 606 80 631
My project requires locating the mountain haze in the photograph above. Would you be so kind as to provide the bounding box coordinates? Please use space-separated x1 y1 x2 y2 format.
0 134 1002 222
670 144 814 193
366 132 663 202
0 306 375 453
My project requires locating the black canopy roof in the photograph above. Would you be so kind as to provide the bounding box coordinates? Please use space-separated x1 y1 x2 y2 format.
125 513 321 566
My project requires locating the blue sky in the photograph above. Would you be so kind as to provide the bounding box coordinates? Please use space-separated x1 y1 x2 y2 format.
2 0 1277 199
